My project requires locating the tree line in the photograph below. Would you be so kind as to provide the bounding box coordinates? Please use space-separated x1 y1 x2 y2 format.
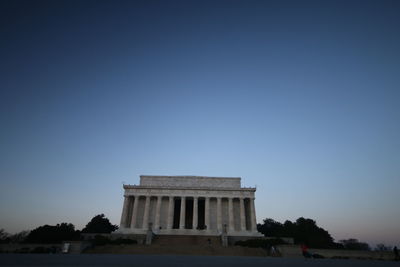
257 217 390 251
1 215 393 251
0 214 117 244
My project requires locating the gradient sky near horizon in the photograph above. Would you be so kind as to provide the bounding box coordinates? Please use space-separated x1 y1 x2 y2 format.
1 0 399 247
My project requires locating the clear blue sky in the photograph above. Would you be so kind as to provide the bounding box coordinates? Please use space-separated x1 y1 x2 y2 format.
0 0 399 247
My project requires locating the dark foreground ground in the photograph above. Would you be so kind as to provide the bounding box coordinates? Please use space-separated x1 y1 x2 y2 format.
0 254 399 267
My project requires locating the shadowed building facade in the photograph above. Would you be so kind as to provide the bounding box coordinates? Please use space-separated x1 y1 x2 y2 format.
117 175 260 237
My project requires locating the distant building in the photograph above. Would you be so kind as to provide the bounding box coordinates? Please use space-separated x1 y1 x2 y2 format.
117 175 261 237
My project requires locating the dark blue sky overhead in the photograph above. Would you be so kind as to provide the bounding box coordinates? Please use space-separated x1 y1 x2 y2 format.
0 0 399 246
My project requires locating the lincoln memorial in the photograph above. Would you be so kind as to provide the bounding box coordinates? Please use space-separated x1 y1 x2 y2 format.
117 175 261 237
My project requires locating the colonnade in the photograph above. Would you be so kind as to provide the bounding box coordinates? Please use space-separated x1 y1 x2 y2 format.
120 195 257 233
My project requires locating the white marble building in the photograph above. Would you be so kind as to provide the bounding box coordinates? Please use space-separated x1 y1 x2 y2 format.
118 175 261 237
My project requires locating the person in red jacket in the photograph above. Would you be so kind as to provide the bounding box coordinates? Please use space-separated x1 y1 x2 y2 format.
301 243 312 258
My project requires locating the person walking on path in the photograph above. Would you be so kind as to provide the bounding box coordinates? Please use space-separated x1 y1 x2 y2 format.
394 246 399 261
270 246 276 256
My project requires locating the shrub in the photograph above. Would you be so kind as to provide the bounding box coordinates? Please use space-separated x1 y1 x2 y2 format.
25 223 79 244
93 235 110 246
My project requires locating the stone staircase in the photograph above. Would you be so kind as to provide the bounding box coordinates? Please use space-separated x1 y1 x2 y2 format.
85 235 268 257
152 235 221 246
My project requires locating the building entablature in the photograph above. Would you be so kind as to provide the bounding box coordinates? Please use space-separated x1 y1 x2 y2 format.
139 175 242 189
123 186 255 198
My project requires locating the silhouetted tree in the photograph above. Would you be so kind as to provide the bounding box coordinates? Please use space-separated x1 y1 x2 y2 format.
0 229 10 243
294 217 335 248
9 230 30 243
257 217 338 248
257 219 284 237
81 214 118 233
340 238 370 251
375 243 392 251
25 223 80 243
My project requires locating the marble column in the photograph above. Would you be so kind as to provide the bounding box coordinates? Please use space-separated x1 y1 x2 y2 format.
179 196 186 229
167 196 174 229
130 195 139 228
217 197 222 232
192 197 198 230
228 198 234 232
154 196 162 230
204 197 210 230
142 196 151 229
250 197 257 231
120 196 130 227
239 197 246 231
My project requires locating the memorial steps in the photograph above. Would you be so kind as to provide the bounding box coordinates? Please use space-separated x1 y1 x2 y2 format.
84 243 268 257
152 235 221 246
86 233 268 256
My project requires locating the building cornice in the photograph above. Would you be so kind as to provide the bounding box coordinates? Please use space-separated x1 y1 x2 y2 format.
123 185 256 192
